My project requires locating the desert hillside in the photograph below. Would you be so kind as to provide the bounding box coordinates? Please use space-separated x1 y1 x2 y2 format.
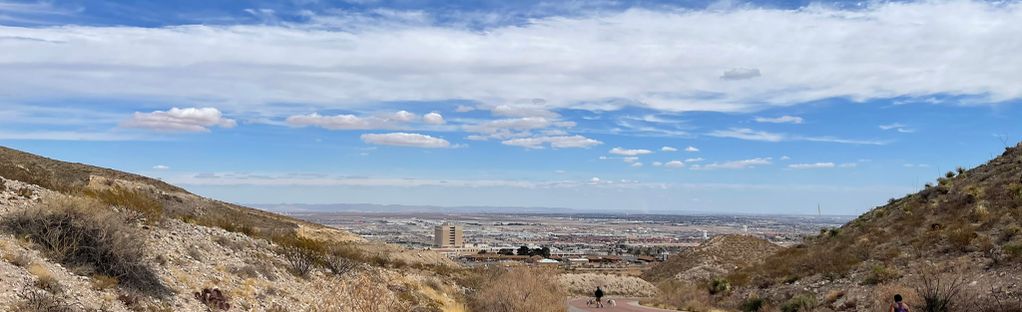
0 146 467 311
642 234 782 283
651 142 1022 312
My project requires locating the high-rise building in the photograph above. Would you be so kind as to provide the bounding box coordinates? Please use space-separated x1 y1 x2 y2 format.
434 223 463 248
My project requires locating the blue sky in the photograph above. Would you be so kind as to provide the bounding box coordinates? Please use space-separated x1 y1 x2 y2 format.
1 0 1021 215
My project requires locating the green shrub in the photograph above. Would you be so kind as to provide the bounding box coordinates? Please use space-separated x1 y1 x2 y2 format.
741 297 765 312
781 294 817 312
863 265 899 285
708 277 731 295
1004 243 1022 260
1 197 169 296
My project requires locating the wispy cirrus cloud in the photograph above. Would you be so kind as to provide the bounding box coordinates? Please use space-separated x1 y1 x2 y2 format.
879 123 915 133
286 110 440 130
691 157 772 170
708 128 886 145
755 115 803 124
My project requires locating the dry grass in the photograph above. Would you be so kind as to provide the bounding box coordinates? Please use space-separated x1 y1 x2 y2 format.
91 274 120 291
463 267 566 312
646 279 715 312
309 273 410 312
82 186 164 225
557 273 658 297
1 196 168 296
28 263 62 293
4 250 34 267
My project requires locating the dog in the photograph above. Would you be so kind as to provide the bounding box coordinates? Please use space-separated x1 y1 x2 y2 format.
586 298 596 307
606 299 616 307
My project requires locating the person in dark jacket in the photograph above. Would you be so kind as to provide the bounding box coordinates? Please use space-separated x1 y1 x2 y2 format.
594 286 605 308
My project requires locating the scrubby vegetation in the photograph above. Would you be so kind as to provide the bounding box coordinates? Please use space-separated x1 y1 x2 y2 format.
460 267 565 312
1 196 169 296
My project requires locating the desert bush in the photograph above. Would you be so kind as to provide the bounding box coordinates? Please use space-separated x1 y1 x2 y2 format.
1004 243 1022 261
999 226 1021 243
1 196 169 296
466 267 565 312
915 270 968 312
741 296 765 312
276 237 325 277
863 265 900 285
947 226 976 252
781 293 817 312
82 187 163 225
322 250 358 276
649 279 713 312
15 286 80 312
708 277 731 295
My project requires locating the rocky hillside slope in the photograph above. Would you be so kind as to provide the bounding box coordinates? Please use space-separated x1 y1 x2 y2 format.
0 146 462 311
642 234 782 283
715 142 1022 311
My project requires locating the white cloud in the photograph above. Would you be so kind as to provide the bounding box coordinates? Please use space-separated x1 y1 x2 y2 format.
839 163 858 168
652 161 663 167
4 1 1021 116
685 157 704 163
788 162 835 169
664 160 685 168
622 156 639 163
423 112 445 125
780 155 791 160
879 123 915 133
720 68 761 80
692 157 772 170
685 146 700 152
389 110 417 122
489 104 559 118
609 147 654 156
631 162 643 167
708 128 785 142
454 105 476 113
122 107 236 132
500 135 602 149
153 165 170 170
360 132 451 148
755 115 804 124
286 111 430 130
709 128 886 145
661 146 678 152
462 117 571 140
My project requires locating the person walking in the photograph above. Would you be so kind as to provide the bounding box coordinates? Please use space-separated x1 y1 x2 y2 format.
594 286 605 308
889 294 910 312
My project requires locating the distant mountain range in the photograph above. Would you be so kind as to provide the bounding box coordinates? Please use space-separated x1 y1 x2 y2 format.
251 203 580 214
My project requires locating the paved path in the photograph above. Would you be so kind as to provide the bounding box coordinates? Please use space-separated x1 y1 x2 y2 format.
566 297 680 312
